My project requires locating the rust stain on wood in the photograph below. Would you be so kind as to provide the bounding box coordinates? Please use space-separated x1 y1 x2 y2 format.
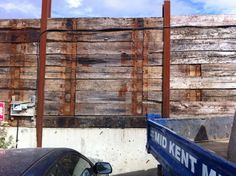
61 19 77 116
131 18 144 115
118 84 128 97
188 64 202 77
120 53 129 65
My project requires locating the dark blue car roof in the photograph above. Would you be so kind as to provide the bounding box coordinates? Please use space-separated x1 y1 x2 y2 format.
0 148 77 176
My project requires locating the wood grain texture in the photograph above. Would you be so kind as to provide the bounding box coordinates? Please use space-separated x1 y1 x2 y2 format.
171 101 236 118
171 15 236 26
171 51 236 64
171 27 236 40
171 39 236 52
171 77 236 89
0 16 236 126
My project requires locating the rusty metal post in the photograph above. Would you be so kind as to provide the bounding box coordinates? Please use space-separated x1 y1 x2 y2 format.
47 0 52 18
37 0 51 147
162 0 171 118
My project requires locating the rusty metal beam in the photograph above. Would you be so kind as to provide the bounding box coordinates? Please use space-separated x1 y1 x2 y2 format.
47 0 52 18
37 0 51 147
162 0 171 118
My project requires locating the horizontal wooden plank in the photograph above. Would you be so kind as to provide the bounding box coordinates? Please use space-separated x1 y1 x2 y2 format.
76 66 139 79
144 65 203 79
143 66 162 79
202 90 236 101
144 18 163 27
0 42 133 55
75 103 133 115
75 18 146 29
44 101 62 115
171 27 236 40
171 77 236 89
76 80 142 91
143 101 162 114
43 116 146 128
77 54 137 67
202 64 236 77
0 67 37 79
0 30 40 43
76 91 136 103
170 101 236 118
171 51 236 65
1 91 35 105
0 19 40 29
143 79 162 91
171 15 236 27
145 90 203 102
144 53 163 66
171 39 236 52
47 31 133 42
0 17 163 30
0 79 36 89
76 79 162 91
0 54 37 67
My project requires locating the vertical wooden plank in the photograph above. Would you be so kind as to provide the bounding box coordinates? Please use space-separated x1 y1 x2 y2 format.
62 19 77 116
142 28 150 114
131 18 144 115
162 0 171 118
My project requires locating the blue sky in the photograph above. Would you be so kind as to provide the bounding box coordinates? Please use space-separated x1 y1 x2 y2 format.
0 0 236 19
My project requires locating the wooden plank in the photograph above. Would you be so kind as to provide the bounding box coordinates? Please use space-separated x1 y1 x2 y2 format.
44 101 61 115
131 20 144 115
171 39 236 52
171 27 236 40
45 66 73 79
0 18 140 30
76 79 162 92
202 64 236 77
144 65 202 79
171 15 236 27
144 17 163 27
145 90 203 102
76 91 133 103
145 53 163 66
143 101 162 114
143 79 162 91
45 80 67 91
171 77 236 89
143 66 162 79
75 103 133 115
202 90 236 101
75 18 147 29
0 30 40 43
0 79 36 89
76 80 142 91
76 66 136 79
170 101 236 118
171 51 236 65
77 54 138 67
0 19 40 29
47 31 133 42
0 54 37 67
0 42 133 55
43 115 146 128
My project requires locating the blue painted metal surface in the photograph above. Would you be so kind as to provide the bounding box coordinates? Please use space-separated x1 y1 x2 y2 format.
146 114 236 176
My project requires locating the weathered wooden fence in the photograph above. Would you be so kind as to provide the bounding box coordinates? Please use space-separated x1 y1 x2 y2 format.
0 15 235 127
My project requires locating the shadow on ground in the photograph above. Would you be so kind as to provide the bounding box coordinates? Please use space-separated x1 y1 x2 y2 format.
113 168 157 176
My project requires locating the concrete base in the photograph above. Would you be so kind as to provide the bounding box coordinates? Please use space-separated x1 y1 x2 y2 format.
6 127 157 175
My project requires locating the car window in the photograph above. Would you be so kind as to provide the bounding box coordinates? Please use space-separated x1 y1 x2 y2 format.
45 164 65 176
59 153 93 176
